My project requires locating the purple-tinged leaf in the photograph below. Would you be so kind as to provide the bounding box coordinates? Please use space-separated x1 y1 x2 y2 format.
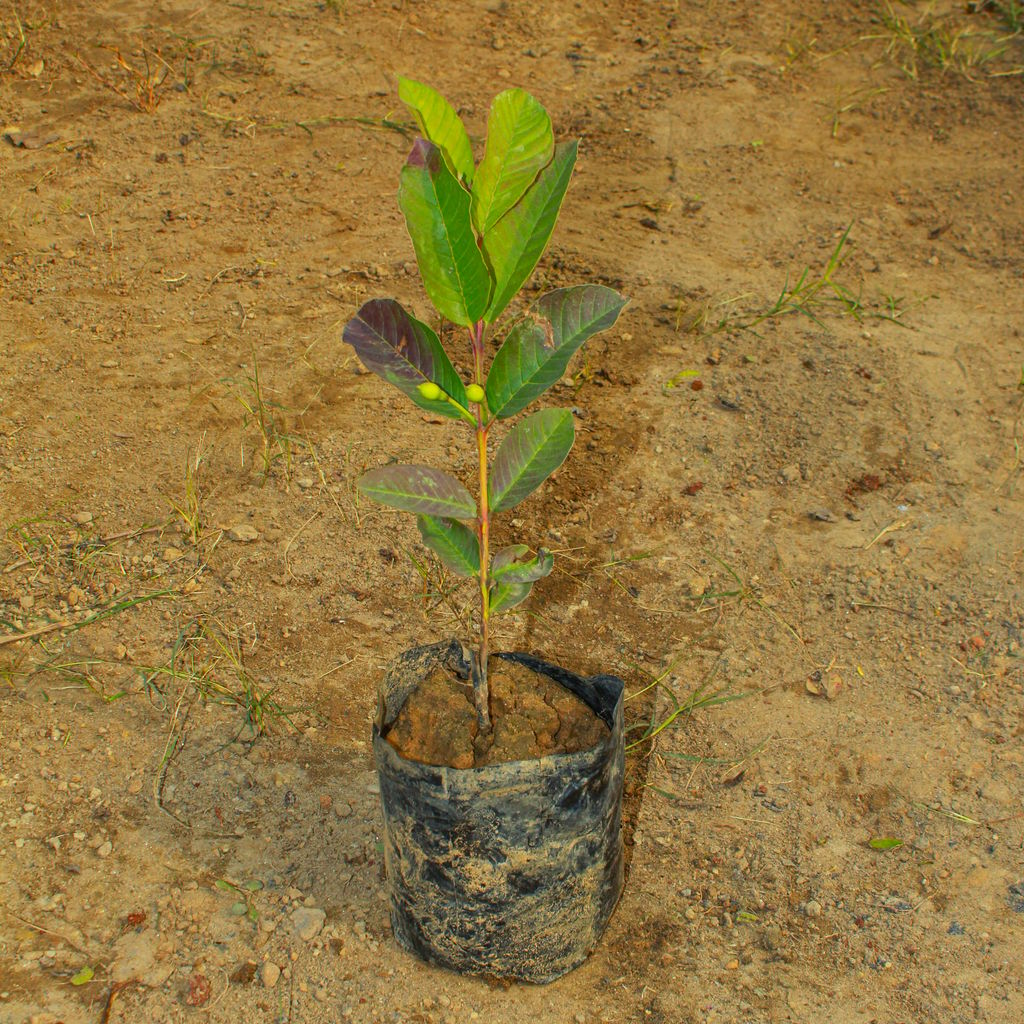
491 545 530 573
343 299 467 418
490 547 554 584
488 408 575 513
359 465 476 519
486 285 627 418
399 139 492 326
417 515 480 577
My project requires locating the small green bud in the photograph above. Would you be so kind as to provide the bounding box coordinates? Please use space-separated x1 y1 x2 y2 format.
417 381 444 401
465 383 485 405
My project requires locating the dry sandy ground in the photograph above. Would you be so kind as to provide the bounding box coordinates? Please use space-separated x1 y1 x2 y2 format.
1 1 1023 1022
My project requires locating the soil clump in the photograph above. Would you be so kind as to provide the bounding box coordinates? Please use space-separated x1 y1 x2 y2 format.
385 657 609 768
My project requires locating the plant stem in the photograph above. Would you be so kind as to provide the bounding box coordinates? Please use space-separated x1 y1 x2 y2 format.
470 319 491 733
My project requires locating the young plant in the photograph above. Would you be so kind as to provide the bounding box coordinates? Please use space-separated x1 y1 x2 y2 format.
342 79 626 732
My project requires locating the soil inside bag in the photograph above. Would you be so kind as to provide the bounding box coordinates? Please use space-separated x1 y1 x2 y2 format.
384 654 609 768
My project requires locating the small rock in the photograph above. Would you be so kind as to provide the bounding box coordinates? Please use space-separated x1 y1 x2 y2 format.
97 841 113 858
291 907 326 942
686 573 710 599
227 523 259 543
260 961 281 988
163 546 183 561
780 464 801 484
803 899 823 918
295 476 315 490
72 512 93 525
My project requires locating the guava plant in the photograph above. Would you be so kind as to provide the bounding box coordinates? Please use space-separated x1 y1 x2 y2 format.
343 78 626 732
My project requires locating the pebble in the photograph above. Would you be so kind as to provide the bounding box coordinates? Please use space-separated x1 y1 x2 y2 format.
260 961 281 988
803 899 823 918
163 546 183 561
780 464 801 484
97 841 113 858
72 512 93 525
227 524 259 543
291 907 326 941
686 573 710 598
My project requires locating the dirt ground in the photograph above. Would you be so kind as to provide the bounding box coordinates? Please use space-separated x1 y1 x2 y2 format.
2 0 1023 1021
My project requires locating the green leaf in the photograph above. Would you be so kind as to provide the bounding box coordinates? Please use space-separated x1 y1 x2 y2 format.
489 579 534 614
70 966 94 986
417 515 480 577
490 546 553 584
489 408 574 513
359 465 476 519
483 141 577 324
230 901 248 916
487 285 627 418
868 837 904 851
472 89 553 236
214 880 234 893
491 544 529 572
399 139 492 326
397 77 475 184
243 880 263 891
343 299 468 419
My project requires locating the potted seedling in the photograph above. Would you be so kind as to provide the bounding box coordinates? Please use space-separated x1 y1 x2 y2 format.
342 78 627 982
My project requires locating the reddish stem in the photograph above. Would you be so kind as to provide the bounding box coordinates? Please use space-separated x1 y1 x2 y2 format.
469 319 491 732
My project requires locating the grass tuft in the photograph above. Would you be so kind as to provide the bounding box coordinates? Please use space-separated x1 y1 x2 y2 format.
868 1 1022 79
